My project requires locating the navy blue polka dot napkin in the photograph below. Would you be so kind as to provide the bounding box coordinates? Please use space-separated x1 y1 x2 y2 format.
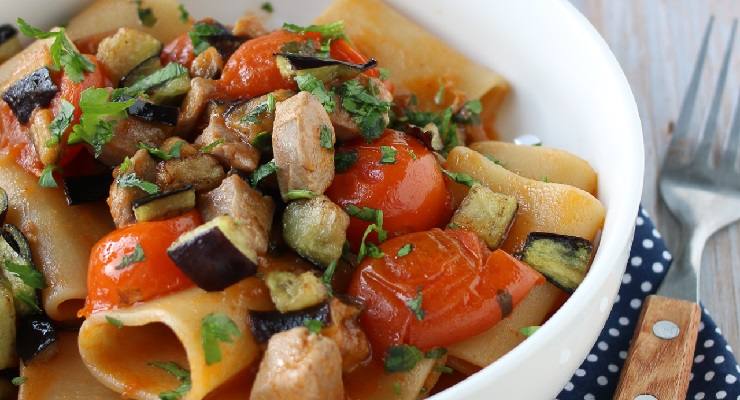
558 208 740 400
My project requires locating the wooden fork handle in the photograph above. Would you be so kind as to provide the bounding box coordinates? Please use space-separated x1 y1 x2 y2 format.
614 295 701 400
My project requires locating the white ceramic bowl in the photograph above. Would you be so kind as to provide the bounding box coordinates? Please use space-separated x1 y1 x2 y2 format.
3 0 644 398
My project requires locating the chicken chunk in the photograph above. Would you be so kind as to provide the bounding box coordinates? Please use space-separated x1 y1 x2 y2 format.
323 298 371 372
107 149 157 227
272 92 335 200
155 153 225 192
250 327 344 400
175 77 217 138
190 47 223 80
330 76 393 141
199 174 274 255
223 89 294 143
160 136 199 158
195 112 260 173
98 117 172 167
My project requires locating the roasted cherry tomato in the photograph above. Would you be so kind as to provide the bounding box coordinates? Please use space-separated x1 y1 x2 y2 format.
79 211 201 317
161 32 196 68
349 228 544 353
0 102 43 177
326 130 453 249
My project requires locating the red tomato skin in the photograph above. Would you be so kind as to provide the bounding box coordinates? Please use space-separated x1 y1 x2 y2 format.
326 130 453 249
80 211 202 317
349 229 544 353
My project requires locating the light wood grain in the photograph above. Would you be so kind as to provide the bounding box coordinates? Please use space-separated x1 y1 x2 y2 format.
614 295 701 399
570 0 740 352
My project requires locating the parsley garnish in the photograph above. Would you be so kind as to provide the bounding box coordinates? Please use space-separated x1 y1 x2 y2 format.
124 62 188 97
106 316 124 328
266 93 276 113
250 160 277 187
134 0 157 27
282 21 346 41
322 260 337 295
384 345 423 373
149 361 192 400
119 156 133 173
319 125 333 149
484 154 504 166
434 85 445 105
453 99 482 125
200 139 224 154
261 2 274 13
116 243 145 270
398 107 457 153
425 347 447 359
334 150 358 172
285 189 316 201
47 99 75 146
15 292 41 313
520 326 540 337
396 243 413 257
345 204 381 222
303 318 323 334
434 365 454 374
441 169 477 187
379 145 396 164
67 88 135 157
201 313 241 365
139 141 182 160
250 131 272 152
357 221 387 263
338 79 391 142
392 381 402 396
189 22 224 55
177 4 190 23
378 67 390 81
38 164 58 188
117 173 159 194
11 376 26 386
295 74 335 113
4 260 45 289
366 243 384 258
17 18 95 83
406 288 424 320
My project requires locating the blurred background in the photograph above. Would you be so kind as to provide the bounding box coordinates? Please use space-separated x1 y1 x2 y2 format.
570 0 740 350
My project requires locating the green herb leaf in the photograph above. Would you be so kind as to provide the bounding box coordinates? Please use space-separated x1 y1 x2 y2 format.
453 99 482 125
366 243 384 258
441 169 477 187
396 243 413 257
17 18 95 83
135 0 157 27
11 376 27 386
124 63 188 97
4 260 45 289
261 2 274 12
320 125 333 149
378 67 390 81
392 381 402 396
67 88 135 157
384 345 423 373
119 156 133 173
138 141 182 160
117 173 160 194
116 243 145 270
14 292 41 313
189 22 225 55
241 103 269 124
295 74 335 113
200 138 224 154
47 99 75 147
519 326 540 337
379 145 396 164
149 361 192 400
250 131 272 152
106 316 124 328
357 222 386 263
178 4 190 22
303 318 323 334
434 85 445 105
484 154 504 166
250 160 277 187
425 347 447 359
405 288 424 320
322 260 337 295
38 164 58 188
282 21 346 41
201 313 241 365
434 365 454 374
345 205 380 223
285 189 316 201
338 79 391 142
334 150 358 172
266 93 276 113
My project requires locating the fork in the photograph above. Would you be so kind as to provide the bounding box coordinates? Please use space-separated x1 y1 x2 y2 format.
614 16 740 400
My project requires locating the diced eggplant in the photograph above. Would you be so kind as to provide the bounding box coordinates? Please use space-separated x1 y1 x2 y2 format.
96 28 162 83
0 187 7 225
132 185 195 222
15 314 57 363
155 153 226 193
265 271 328 313
0 25 21 64
62 174 114 205
127 99 179 126
0 225 43 316
167 215 258 291
192 20 245 59
0 276 16 369
222 89 294 141
451 184 518 249
119 56 161 88
2 224 34 263
404 124 444 152
249 302 331 343
120 56 191 105
276 53 377 85
519 232 593 293
282 195 349 267
1 67 58 124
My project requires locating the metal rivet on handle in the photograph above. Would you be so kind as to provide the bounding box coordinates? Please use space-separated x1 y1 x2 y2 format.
634 395 658 400
652 320 680 340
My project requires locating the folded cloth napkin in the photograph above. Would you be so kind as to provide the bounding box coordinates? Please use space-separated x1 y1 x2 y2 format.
558 208 740 400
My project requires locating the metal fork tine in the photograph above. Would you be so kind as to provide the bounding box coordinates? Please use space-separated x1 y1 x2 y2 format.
725 89 740 169
693 18 738 167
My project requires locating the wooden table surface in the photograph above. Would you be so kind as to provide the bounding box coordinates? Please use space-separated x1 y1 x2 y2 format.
569 0 740 351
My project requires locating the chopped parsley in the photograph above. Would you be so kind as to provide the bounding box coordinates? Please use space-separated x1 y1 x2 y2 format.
178 4 190 23
441 169 477 187
117 173 159 194
201 313 241 365
484 154 504 166
200 139 224 154
119 156 133 173
378 67 390 81
345 204 381 223
541 176 549 183
250 131 272 152
322 260 337 295
15 292 41 313
124 62 188 97
261 2 274 13
392 381 402 396
453 99 482 124
149 361 191 400
425 347 447 359
139 141 182 160
241 104 268 124
405 288 424 320
189 22 225 55
396 243 413 257
520 326 540 337
384 345 423 373
295 74 335 113
134 0 157 27
334 150 358 172
47 99 75 146
303 318 323 334
282 21 346 41
338 79 391 142
434 364 454 374
379 145 396 164
4 260 45 289
38 164 58 188
434 84 445 105
366 243 384 259
17 18 95 83
67 88 135 158
250 160 277 187
319 125 333 149
285 189 316 201
116 243 145 270
357 221 386 263
397 107 457 153
106 316 124 328
266 93 276 113
11 376 27 386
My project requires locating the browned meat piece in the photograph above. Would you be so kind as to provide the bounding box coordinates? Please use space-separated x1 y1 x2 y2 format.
98 117 172 167
323 298 370 372
330 76 392 141
156 153 225 192
28 108 58 166
160 136 199 158
272 92 335 200
190 47 223 80
223 89 294 143
199 174 274 255
233 12 269 38
195 112 260 173
175 77 217 138
250 327 344 400
107 149 158 227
